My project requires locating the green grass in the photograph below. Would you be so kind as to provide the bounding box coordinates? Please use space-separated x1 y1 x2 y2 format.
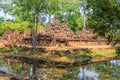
67 53 90 59
67 49 116 62
0 47 22 54
90 49 116 60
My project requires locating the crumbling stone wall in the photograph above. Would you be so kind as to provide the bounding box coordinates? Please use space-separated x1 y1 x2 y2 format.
67 39 107 47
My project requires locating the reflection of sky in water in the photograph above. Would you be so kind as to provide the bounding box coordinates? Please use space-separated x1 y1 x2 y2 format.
0 66 13 75
110 60 120 66
78 67 99 80
78 60 120 80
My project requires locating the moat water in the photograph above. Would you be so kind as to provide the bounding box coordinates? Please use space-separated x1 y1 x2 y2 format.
0 58 120 80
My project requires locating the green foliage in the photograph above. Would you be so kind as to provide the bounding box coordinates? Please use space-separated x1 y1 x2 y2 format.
87 0 120 39
12 0 80 21
67 13 82 32
0 20 45 36
0 17 4 35
116 47 120 56
0 17 4 22
46 0 79 15
0 21 30 34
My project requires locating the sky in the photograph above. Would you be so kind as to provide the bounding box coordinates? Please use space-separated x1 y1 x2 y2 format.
0 10 13 19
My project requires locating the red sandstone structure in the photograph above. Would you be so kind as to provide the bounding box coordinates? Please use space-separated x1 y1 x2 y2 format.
0 18 110 48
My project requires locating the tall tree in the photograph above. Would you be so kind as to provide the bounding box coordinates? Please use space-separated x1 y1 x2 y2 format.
87 0 120 41
79 0 88 28
13 0 80 50
13 0 46 50
47 0 81 32
46 0 80 22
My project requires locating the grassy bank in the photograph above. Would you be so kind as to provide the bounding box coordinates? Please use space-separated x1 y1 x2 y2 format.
0 47 116 59
90 49 116 60
0 47 118 67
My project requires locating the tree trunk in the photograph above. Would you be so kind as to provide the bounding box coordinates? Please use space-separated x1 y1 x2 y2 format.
83 14 86 28
4 12 7 29
49 14 52 23
83 0 87 29
32 12 39 50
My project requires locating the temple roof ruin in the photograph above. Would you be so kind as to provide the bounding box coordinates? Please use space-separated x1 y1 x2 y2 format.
45 18 101 41
76 28 94 40
45 18 74 40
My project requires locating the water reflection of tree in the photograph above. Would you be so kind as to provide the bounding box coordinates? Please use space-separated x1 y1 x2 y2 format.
93 61 120 80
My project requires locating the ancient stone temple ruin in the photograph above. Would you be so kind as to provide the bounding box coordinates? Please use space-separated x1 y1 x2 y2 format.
1 18 109 48
36 18 108 47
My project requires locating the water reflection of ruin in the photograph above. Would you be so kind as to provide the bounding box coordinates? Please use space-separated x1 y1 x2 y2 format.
1 18 109 48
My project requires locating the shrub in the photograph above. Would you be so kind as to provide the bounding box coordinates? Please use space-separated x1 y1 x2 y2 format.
0 21 45 36
0 21 31 36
